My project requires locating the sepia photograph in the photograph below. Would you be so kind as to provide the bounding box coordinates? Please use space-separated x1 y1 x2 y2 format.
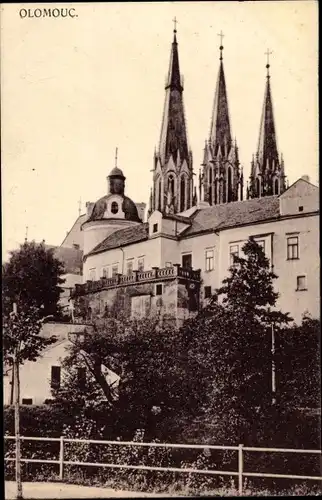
1 1 320 498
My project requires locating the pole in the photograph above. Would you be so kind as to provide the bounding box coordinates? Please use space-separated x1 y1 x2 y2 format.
59 436 64 480
238 444 244 495
14 348 23 499
271 322 276 405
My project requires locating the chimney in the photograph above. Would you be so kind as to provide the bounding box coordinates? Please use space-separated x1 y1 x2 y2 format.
301 175 310 183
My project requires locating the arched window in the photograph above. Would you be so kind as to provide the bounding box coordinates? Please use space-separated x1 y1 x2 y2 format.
214 179 218 205
111 201 119 214
158 179 162 211
180 175 186 212
208 168 213 205
274 178 279 195
168 175 175 198
227 166 233 202
256 178 261 197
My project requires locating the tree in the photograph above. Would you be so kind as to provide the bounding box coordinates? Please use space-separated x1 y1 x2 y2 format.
52 316 207 441
181 238 293 445
2 240 65 319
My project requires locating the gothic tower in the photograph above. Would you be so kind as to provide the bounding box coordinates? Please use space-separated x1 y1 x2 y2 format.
248 55 287 198
150 25 194 215
200 37 243 206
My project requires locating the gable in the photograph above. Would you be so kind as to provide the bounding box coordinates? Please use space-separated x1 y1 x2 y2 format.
279 178 319 216
280 178 318 199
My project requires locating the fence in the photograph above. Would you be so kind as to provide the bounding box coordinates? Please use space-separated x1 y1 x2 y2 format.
4 436 322 495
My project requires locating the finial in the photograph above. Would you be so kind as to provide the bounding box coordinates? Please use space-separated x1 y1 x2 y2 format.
115 147 118 168
173 16 178 34
78 198 82 216
265 48 273 78
25 226 28 243
218 30 224 60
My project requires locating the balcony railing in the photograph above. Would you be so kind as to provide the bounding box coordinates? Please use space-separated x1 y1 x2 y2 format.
71 265 201 298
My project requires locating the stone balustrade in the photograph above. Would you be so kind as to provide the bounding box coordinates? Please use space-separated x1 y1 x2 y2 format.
71 265 201 298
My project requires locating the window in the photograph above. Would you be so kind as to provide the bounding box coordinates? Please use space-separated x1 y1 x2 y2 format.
204 286 212 299
274 178 279 195
205 249 214 271
153 223 158 233
89 268 96 281
227 166 232 202
296 275 307 291
77 367 86 390
51 366 61 389
182 253 192 268
180 175 186 212
138 257 145 272
102 266 109 279
112 264 118 277
126 260 134 276
299 206 304 212
156 284 163 296
287 236 299 260
229 245 239 266
256 240 265 253
111 201 119 214
131 295 151 319
22 398 33 405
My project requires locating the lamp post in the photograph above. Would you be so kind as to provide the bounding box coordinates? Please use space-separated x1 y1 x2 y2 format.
11 302 23 500
271 321 276 405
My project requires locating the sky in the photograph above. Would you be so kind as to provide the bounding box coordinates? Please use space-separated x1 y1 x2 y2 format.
1 1 319 260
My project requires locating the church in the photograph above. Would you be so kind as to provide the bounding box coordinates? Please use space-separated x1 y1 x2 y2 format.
3 26 319 406
63 27 318 326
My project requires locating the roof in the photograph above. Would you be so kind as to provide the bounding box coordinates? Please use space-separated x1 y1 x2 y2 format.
109 167 125 178
45 245 83 274
60 213 86 248
88 223 149 256
183 196 281 237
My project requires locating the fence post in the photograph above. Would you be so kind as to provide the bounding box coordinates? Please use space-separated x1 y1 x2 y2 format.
59 436 64 480
238 444 244 495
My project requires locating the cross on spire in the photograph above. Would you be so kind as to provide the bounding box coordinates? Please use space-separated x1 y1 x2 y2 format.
115 147 118 168
265 48 273 76
173 16 178 33
25 226 28 243
218 30 224 59
78 198 82 216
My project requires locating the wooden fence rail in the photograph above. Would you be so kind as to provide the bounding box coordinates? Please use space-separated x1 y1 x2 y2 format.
4 436 322 495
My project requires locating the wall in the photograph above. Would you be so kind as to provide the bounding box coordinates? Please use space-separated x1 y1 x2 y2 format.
83 237 162 281
3 322 90 405
219 213 320 323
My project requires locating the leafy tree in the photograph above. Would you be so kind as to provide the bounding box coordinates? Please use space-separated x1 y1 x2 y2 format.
276 314 321 409
181 238 293 445
52 316 207 441
2 240 65 318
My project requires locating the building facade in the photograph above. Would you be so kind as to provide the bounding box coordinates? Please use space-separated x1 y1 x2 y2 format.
4 28 318 406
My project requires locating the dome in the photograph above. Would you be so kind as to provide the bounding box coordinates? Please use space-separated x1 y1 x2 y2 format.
88 194 141 223
109 167 125 178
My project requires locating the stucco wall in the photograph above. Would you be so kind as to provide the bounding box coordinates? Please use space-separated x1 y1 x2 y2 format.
220 214 319 323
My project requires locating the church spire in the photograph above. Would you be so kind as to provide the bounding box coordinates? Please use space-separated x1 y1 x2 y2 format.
151 22 194 215
249 51 286 198
158 22 189 166
209 31 232 156
200 32 242 206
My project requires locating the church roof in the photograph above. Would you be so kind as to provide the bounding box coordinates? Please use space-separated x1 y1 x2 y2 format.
209 51 232 156
87 223 149 256
183 196 280 236
45 245 83 274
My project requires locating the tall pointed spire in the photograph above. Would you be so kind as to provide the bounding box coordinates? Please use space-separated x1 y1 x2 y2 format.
249 51 286 198
158 23 189 166
151 23 194 215
200 32 242 205
209 32 232 155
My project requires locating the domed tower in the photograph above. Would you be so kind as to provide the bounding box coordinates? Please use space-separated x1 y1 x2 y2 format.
82 150 142 255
